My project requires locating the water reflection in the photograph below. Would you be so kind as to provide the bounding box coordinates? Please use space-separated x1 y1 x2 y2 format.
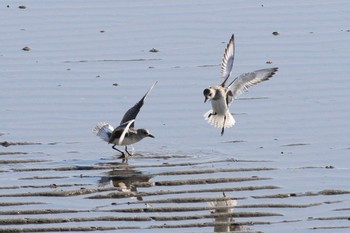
210 193 247 232
98 168 152 201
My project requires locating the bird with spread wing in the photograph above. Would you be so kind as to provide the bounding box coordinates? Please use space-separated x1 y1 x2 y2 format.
93 82 157 158
203 34 278 135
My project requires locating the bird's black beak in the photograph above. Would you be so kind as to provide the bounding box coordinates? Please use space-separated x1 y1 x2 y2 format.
148 134 155 138
203 88 210 103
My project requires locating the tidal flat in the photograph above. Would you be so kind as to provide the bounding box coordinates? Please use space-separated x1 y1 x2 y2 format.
1 1 350 232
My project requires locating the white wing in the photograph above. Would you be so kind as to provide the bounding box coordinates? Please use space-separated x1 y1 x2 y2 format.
93 122 114 142
228 67 278 102
118 119 135 145
220 34 235 86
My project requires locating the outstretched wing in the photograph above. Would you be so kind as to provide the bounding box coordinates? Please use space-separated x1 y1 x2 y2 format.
220 34 235 87
119 81 157 127
227 67 278 104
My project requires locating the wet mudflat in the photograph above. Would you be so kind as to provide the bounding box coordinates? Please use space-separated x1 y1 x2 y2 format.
0 145 349 233
1 1 350 232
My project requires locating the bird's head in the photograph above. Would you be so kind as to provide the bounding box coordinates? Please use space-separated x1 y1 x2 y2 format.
137 129 155 139
203 87 214 103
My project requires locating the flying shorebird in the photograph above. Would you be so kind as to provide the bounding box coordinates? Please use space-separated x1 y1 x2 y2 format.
93 82 157 158
203 34 278 136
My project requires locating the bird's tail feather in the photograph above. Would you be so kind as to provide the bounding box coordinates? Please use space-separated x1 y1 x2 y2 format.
93 122 114 142
204 110 235 129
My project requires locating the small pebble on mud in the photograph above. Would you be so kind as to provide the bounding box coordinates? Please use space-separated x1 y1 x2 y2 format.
149 48 159 53
22 46 31 51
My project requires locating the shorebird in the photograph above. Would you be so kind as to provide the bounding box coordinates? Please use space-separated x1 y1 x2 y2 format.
203 34 278 136
93 82 157 158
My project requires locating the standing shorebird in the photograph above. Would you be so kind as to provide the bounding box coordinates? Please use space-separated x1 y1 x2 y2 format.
93 82 157 159
203 34 278 135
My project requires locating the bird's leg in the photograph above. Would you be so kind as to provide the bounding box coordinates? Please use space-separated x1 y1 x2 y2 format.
221 116 226 136
125 146 133 156
112 145 125 157
121 157 128 163
221 126 225 136
119 146 132 162
208 112 217 118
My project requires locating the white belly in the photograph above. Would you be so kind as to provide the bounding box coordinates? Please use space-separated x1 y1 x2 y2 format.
211 98 228 115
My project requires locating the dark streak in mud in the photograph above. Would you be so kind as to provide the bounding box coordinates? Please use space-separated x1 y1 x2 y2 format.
0 209 84 215
0 183 92 190
0 152 28 155
223 140 246 143
309 216 350 221
155 176 270 186
197 64 218 68
0 159 50 164
236 203 323 208
147 219 297 229
334 207 350 211
0 211 282 225
64 58 162 63
281 143 310 147
252 189 350 199
155 167 276 176
19 176 69 180
0 141 42 147
0 227 128 232
0 187 117 197
310 226 350 230
0 202 45 206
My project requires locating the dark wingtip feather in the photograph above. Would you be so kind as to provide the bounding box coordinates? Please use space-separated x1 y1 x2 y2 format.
264 67 279 81
269 67 279 78
230 33 235 41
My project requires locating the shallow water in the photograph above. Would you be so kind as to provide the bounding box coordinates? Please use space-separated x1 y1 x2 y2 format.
1 1 350 232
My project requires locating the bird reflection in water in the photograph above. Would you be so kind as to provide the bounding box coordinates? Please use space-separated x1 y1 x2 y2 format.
98 168 152 201
209 192 247 232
